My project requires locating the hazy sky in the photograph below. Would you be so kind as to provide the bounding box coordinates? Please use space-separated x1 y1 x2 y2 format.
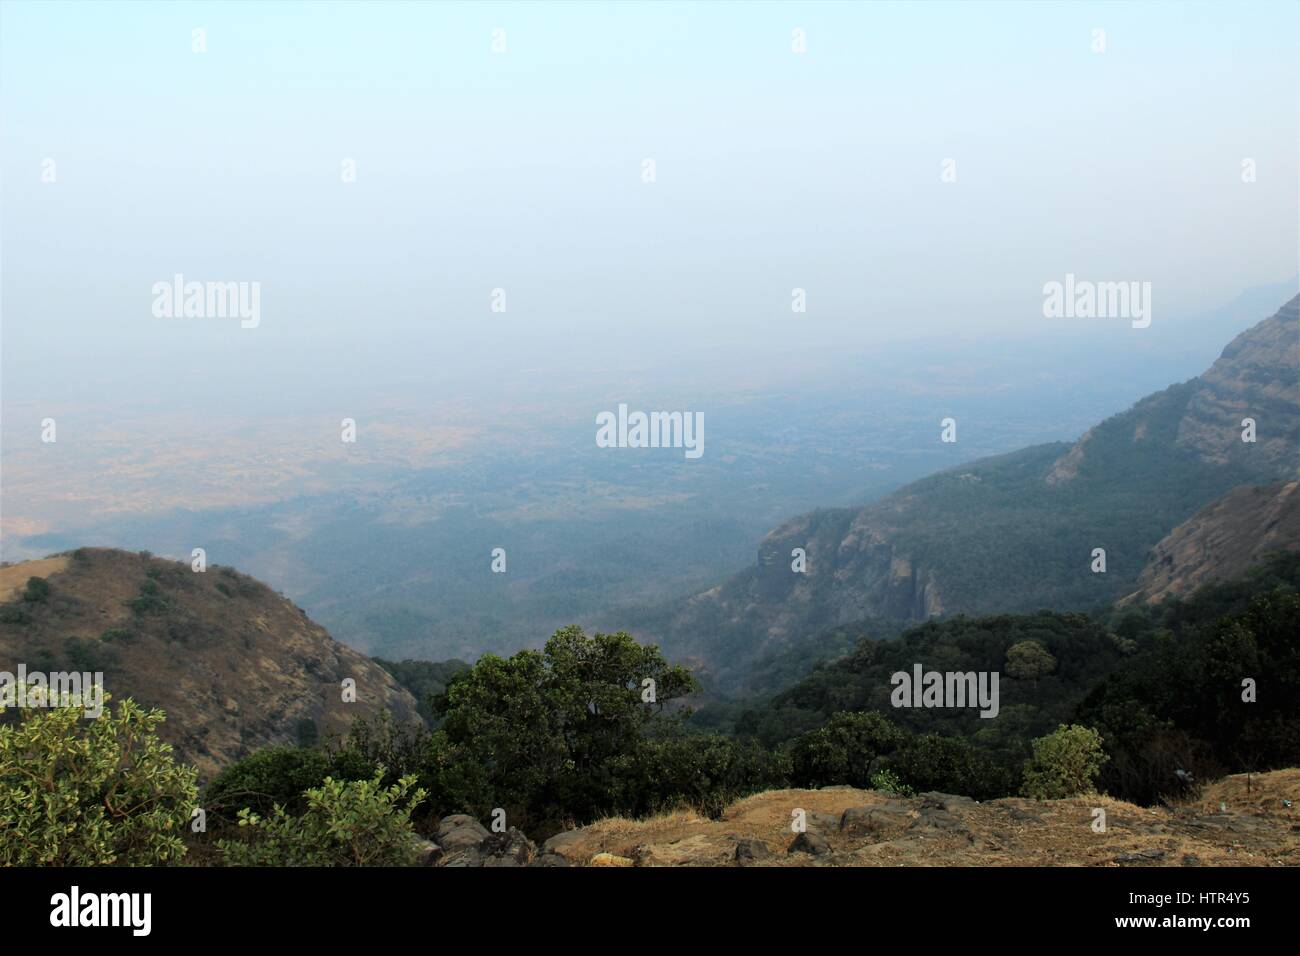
2 0 1297 411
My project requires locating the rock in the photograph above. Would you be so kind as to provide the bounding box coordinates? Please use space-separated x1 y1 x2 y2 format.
734 838 773 862
840 806 911 836
479 827 536 867
919 792 976 812
413 840 443 867
910 807 969 833
440 848 483 867
807 812 840 831
436 814 490 851
1114 848 1167 864
533 852 570 867
788 831 831 856
589 852 634 867
542 830 586 856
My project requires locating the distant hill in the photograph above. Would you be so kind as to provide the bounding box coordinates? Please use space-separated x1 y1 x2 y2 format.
0 548 421 779
1119 481 1300 605
626 296 1300 688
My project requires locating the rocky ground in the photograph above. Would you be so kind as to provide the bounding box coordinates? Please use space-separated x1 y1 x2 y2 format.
425 769 1299 867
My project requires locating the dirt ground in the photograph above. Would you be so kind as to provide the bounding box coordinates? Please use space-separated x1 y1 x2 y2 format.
548 769 1300 867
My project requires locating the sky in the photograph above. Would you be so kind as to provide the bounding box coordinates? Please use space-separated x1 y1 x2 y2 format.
1 0 1297 414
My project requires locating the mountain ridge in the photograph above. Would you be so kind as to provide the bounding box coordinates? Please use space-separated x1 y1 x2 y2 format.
626 296 1300 689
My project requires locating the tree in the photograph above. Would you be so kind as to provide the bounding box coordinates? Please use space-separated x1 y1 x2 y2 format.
1005 641 1057 682
1021 724 1107 799
0 692 198 865
216 772 426 867
432 625 698 830
789 711 905 789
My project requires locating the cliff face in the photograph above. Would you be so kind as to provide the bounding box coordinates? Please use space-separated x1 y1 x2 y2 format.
1120 481 1300 606
0 548 420 779
1176 302 1300 469
628 297 1300 688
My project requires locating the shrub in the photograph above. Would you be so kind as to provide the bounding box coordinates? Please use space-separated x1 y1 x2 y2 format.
215 772 427 866
788 711 906 789
1021 724 1107 799
22 576 50 603
892 733 1011 799
204 746 336 820
0 692 198 865
869 768 914 796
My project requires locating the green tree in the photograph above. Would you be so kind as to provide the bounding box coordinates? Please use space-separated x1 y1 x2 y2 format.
22 576 51 603
432 625 698 830
204 745 336 820
1021 724 1107 799
215 772 426 866
789 711 906 789
0 692 198 865
1005 641 1057 681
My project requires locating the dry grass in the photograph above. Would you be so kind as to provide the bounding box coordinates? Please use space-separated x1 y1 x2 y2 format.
0 555 69 602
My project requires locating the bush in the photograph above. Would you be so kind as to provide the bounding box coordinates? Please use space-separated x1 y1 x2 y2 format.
204 746 336 820
891 733 1011 799
215 772 427 866
869 768 914 796
607 734 790 820
788 711 906 789
1021 724 1107 799
22 576 50 603
0 692 198 865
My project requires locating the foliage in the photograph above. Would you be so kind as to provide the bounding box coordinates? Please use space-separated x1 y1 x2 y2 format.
1020 724 1107 799
22 576 51 603
788 711 905 789
204 746 337 820
890 733 1012 800
215 771 426 867
0 693 197 865
868 768 913 796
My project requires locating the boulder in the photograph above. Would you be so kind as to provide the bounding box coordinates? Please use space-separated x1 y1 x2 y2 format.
436 814 490 851
413 840 443 867
479 828 536 867
840 805 911 836
788 831 831 856
734 838 773 862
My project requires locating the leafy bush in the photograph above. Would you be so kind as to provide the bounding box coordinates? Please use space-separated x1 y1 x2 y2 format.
0 693 198 865
215 772 426 866
431 625 698 833
1021 724 1107 799
607 734 790 818
204 746 336 820
22 576 50 603
789 711 905 789
891 733 1011 800
869 768 914 796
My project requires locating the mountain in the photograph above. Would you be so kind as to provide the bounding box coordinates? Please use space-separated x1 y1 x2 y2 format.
627 296 1300 688
0 548 420 778
1119 481 1300 605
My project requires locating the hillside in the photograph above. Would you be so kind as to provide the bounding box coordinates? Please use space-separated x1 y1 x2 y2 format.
439 769 1300 867
1119 481 1300 605
0 548 420 778
628 296 1300 688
